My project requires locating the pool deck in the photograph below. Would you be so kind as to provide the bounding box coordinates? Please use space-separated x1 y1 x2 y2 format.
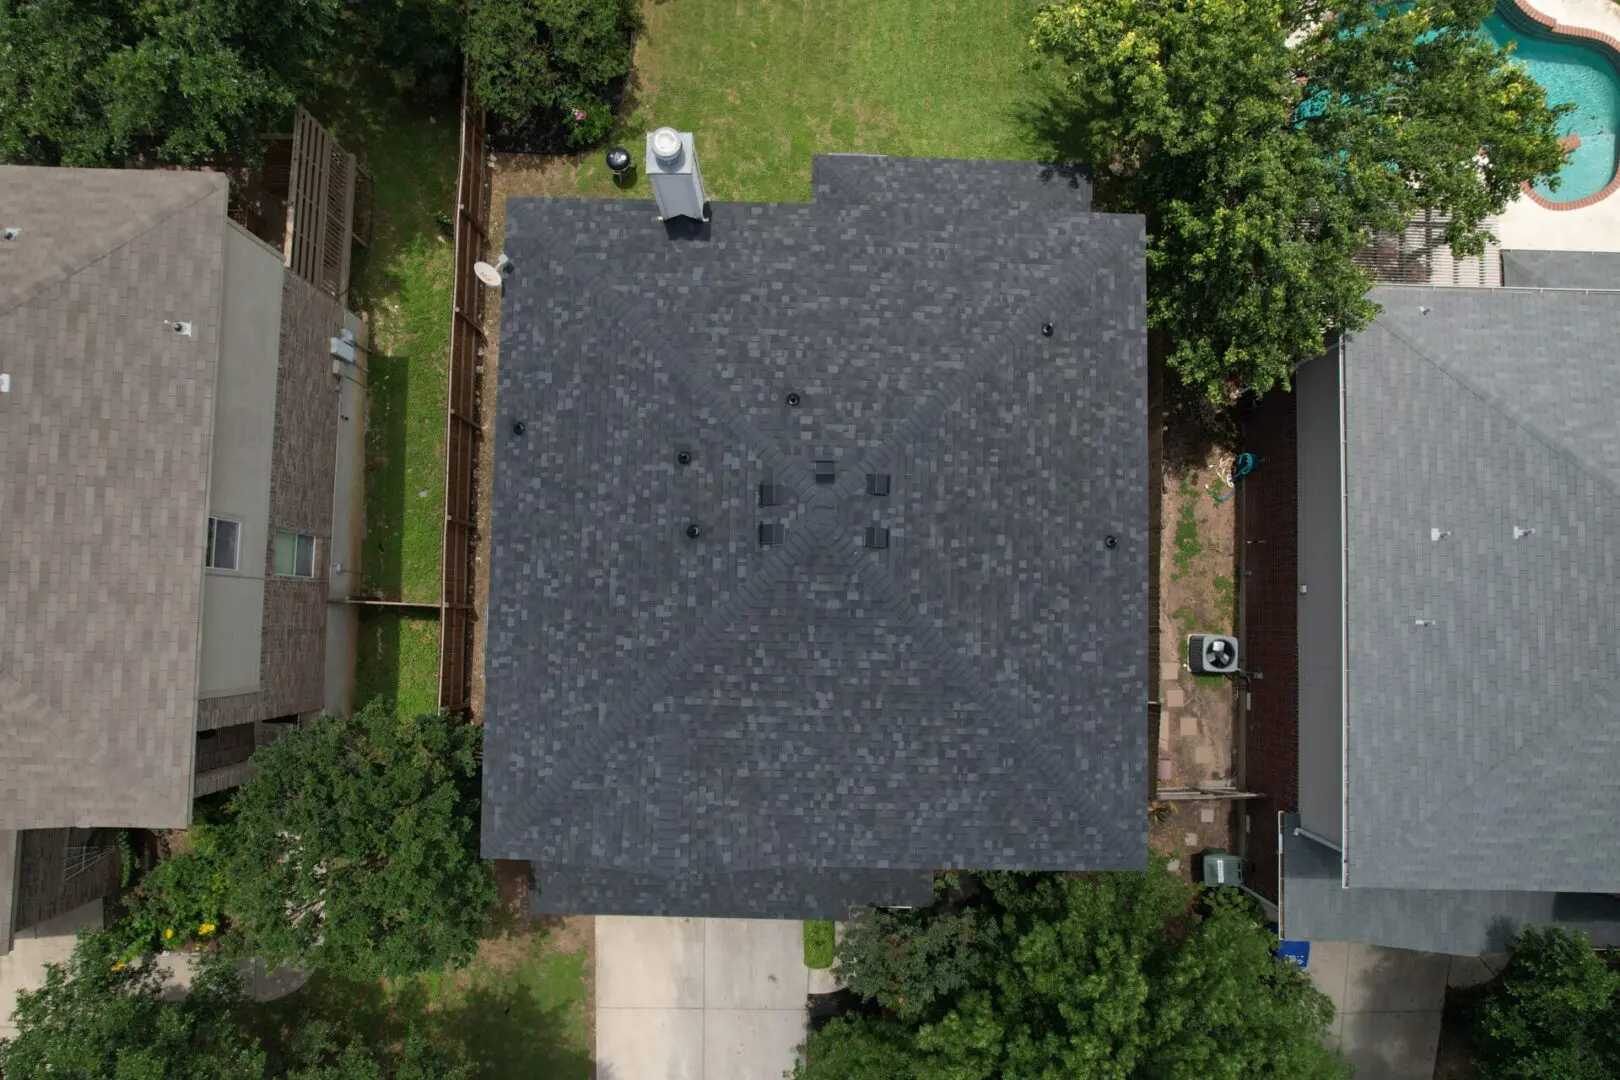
1496 0 1620 250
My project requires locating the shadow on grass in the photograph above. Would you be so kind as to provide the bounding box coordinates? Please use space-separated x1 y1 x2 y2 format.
354 609 440 716
252 962 592 1080
360 352 408 601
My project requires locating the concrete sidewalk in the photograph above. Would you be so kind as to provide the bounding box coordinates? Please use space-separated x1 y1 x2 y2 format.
0 899 104 1039
596 916 830 1080
1306 942 1448 1080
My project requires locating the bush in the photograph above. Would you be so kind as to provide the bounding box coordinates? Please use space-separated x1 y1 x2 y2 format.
803 920 835 970
110 823 235 961
465 0 640 147
1473 926 1620 1080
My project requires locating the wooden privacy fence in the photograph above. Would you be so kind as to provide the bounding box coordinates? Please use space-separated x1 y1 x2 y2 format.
439 83 490 714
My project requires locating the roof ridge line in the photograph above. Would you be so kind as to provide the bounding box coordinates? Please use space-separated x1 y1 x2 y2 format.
1365 310 1620 505
0 175 225 323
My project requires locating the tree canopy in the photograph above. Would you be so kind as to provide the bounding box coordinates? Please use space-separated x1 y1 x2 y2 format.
0 0 345 167
797 869 1350 1080
1030 0 1568 400
0 931 469 1079
226 703 496 980
1472 925 1620 1080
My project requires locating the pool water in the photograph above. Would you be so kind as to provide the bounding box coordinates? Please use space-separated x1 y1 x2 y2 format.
1482 7 1620 202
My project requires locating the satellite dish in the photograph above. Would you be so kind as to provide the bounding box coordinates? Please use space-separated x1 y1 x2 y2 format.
474 261 504 288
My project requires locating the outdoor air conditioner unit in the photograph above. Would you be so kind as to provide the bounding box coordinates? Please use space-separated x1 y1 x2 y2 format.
646 127 710 222
1188 634 1239 675
1198 848 1244 887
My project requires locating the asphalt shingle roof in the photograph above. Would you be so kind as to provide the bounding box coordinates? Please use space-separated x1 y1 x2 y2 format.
1341 285 1620 893
483 155 1149 918
0 166 225 831
1281 816 1620 955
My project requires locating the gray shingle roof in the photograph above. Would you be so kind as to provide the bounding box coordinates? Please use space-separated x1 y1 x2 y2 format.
1500 249 1620 289
0 166 225 831
484 155 1148 918
1281 817 1620 955
1341 285 1620 893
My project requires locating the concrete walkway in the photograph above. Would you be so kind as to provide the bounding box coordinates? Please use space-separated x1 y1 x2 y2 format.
596 916 829 1080
0 899 103 1038
1306 942 1448 1080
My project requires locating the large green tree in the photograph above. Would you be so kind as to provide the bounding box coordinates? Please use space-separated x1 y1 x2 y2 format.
1472 925 1620 1080
0 0 341 166
1030 0 1567 400
226 703 496 980
799 869 1349 1080
0 932 469 1079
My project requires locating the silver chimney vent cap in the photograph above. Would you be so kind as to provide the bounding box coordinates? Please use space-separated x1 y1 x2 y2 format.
651 127 684 168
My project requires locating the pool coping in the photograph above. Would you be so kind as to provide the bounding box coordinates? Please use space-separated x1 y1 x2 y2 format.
1505 0 1620 209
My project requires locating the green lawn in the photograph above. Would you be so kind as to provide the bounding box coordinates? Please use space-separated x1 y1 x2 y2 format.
353 609 441 717
248 929 590 1079
315 69 457 606
550 0 1063 202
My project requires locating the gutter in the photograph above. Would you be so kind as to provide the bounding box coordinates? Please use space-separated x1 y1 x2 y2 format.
1337 333 1351 887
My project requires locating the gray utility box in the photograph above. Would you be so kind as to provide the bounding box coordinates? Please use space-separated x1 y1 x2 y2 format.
1199 848 1244 887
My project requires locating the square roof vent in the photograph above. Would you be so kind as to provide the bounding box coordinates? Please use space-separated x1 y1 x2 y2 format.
864 526 890 550
866 473 891 496
758 483 782 508
815 460 836 485
759 522 785 546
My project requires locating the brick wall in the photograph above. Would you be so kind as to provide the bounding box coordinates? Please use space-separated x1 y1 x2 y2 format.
197 271 345 731
1237 388 1299 902
13 828 120 935
195 721 257 774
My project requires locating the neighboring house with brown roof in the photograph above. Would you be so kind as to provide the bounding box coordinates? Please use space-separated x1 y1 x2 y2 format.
0 166 368 955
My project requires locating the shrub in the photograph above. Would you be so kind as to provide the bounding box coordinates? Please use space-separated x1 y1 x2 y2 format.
804 920 835 970
1473 926 1620 1080
465 0 640 146
110 823 235 961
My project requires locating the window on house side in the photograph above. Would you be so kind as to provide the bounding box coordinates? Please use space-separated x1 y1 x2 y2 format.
274 530 317 578
206 517 240 571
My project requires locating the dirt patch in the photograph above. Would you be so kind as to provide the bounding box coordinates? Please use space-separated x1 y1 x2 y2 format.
1153 441 1243 879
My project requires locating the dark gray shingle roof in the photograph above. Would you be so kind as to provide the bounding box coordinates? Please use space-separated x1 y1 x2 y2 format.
1500 249 1620 290
483 156 1148 918
1341 285 1620 893
1281 817 1620 955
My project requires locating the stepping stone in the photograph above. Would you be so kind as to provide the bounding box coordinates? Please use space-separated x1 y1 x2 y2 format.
1200 807 1216 824
1194 745 1214 765
1164 686 1186 709
1161 662 1182 682
1179 714 1198 737
1165 858 1180 873
1184 832 1199 847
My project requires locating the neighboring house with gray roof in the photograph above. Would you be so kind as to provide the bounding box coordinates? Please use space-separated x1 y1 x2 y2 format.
0 166 367 956
1244 253 1620 954
483 153 1150 919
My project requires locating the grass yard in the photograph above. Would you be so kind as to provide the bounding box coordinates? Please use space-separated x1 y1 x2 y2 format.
315 68 458 606
247 921 591 1079
526 0 1064 202
354 609 441 717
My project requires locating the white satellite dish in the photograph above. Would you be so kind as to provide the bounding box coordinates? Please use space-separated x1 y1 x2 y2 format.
474 253 512 289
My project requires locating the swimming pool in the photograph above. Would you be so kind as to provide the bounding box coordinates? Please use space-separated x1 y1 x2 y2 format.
1483 3 1620 203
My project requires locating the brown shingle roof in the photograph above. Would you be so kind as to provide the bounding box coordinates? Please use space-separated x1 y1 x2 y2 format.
0 166 227 830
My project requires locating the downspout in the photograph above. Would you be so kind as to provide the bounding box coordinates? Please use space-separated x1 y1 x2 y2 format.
1337 333 1351 887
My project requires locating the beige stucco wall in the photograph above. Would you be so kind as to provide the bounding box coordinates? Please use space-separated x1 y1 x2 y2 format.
198 223 282 698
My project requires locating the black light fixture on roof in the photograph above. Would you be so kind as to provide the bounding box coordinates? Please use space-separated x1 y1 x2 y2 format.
511 421 526 436
676 449 693 466
685 522 703 540
785 391 802 407
1041 322 1054 337
1105 534 1118 548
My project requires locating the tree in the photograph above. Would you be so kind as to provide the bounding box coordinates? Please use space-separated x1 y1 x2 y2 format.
0 0 341 167
798 869 1349 1080
0 932 470 1080
227 703 496 980
465 0 641 148
1029 0 1568 400
0 932 267 1079
1472 925 1620 1080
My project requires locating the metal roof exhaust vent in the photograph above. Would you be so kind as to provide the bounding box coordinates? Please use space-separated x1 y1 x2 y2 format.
815 460 836 485
758 483 782 508
864 526 890 550
759 522 785 546
647 128 710 222
866 474 891 496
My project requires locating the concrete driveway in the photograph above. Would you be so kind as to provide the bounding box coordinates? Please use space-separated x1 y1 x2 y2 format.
596 916 824 1080
1306 942 1448 1080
